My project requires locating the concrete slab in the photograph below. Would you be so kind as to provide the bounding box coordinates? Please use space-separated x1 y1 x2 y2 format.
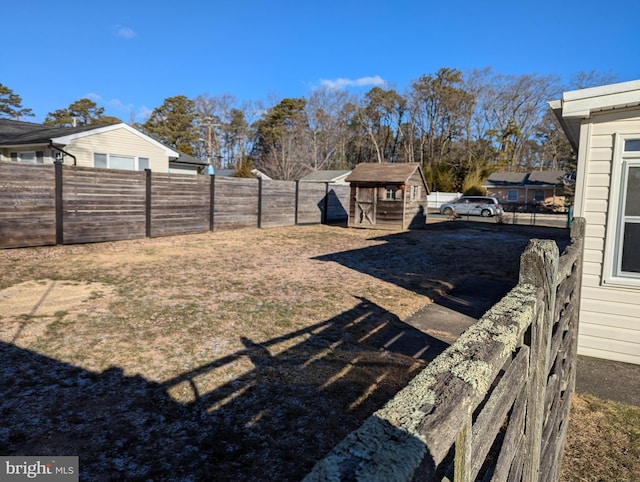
405 276 515 344
575 355 640 406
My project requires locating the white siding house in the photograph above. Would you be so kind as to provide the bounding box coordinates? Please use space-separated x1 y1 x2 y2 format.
0 120 207 174
551 80 640 365
52 123 178 172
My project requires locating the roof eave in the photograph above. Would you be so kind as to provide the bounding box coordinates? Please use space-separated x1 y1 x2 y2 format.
550 80 640 151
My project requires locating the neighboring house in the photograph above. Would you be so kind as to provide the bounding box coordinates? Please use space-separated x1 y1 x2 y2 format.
299 169 352 184
214 168 272 180
483 170 568 211
345 162 429 230
0 119 207 174
550 79 640 365
169 151 208 175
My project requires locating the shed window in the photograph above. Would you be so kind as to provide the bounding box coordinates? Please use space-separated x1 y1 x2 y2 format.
411 185 420 200
383 186 400 200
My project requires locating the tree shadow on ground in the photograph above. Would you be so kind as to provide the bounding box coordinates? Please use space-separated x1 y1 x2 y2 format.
314 222 571 323
1 298 447 481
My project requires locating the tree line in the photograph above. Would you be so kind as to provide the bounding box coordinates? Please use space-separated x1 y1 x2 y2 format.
1 68 615 191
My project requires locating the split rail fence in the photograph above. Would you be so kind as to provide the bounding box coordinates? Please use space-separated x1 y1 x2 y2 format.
305 218 585 481
0 162 349 249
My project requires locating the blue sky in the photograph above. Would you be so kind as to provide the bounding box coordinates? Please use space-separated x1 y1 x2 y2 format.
3 0 640 123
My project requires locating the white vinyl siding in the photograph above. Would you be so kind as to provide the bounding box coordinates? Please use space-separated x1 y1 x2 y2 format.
574 108 640 364
66 126 169 172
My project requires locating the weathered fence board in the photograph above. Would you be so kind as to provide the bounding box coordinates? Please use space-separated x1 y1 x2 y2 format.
305 219 585 482
62 166 146 244
150 173 210 237
213 177 259 230
0 163 56 248
297 182 327 224
327 185 350 222
260 180 296 227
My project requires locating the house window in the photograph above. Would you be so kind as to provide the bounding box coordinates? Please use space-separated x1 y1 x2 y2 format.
94 153 148 171
10 151 44 164
616 162 640 276
604 135 640 285
533 190 545 202
94 153 108 168
507 189 518 202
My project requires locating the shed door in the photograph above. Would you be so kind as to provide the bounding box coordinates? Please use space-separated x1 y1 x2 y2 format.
355 187 376 226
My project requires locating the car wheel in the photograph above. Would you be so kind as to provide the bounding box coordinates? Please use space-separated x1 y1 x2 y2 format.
481 209 492 217
443 207 454 216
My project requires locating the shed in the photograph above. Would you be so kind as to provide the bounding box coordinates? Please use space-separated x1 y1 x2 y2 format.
344 162 429 230
551 79 640 365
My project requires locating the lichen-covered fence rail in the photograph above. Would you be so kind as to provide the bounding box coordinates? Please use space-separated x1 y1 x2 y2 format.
305 218 585 482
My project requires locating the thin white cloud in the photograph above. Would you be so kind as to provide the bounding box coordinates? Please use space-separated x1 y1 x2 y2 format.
86 92 103 101
137 106 153 121
108 98 134 112
114 25 137 39
320 75 386 90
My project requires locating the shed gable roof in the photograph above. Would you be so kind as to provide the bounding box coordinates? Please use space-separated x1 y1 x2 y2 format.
345 162 423 184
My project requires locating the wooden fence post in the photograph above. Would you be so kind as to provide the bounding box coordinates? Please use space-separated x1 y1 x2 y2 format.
210 174 215 231
295 180 300 225
454 413 472 482
54 160 63 245
323 182 329 224
257 177 263 229
145 169 152 238
519 239 559 481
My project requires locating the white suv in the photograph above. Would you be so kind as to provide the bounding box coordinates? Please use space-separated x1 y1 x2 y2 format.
440 196 504 217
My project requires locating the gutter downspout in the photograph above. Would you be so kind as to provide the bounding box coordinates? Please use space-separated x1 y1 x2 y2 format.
49 142 77 166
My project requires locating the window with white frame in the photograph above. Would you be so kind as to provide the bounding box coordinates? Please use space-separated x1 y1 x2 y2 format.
93 153 149 171
383 185 400 200
604 136 640 284
507 189 518 202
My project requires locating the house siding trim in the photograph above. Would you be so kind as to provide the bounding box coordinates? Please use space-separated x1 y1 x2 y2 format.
572 108 640 365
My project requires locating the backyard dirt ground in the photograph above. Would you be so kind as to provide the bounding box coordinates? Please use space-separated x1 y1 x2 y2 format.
2 221 630 481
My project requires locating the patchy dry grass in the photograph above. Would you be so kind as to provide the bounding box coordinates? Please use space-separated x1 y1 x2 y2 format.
561 394 640 482
0 222 592 480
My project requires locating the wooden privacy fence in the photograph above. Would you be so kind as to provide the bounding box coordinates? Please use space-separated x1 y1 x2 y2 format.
305 218 585 482
0 162 350 249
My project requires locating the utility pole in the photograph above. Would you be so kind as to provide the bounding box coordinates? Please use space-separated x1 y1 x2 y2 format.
202 117 222 170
